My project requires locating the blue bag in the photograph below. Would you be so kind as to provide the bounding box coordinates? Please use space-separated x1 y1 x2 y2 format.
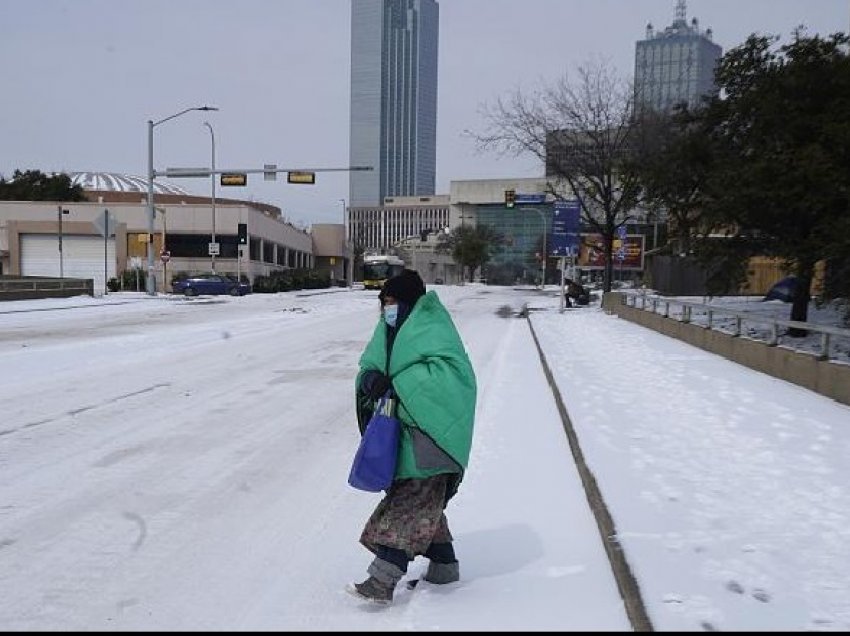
348 395 400 492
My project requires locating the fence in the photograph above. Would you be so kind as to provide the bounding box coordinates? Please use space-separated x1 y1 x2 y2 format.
603 291 850 407
644 255 825 297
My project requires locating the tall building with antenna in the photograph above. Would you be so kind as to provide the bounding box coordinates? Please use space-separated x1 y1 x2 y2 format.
634 0 722 114
349 0 439 207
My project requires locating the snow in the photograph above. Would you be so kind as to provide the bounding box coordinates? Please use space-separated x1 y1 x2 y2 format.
1 285 849 631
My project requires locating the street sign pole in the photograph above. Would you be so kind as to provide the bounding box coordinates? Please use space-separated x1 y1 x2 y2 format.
237 216 243 284
559 256 566 313
104 210 109 295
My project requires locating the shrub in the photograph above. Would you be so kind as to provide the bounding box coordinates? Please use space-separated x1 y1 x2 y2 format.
252 268 331 293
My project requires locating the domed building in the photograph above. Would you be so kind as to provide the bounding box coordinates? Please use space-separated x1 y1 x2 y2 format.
68 171 284 218
70 171 193 196
0 171 317 294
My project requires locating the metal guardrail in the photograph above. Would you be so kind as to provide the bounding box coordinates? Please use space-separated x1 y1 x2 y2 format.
620 291 850 362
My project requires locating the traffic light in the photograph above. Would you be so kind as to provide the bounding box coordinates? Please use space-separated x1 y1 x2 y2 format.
505 189 516 208
237 223 248 245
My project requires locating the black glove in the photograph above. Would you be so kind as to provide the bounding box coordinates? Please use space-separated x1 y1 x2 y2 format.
360 370 392 400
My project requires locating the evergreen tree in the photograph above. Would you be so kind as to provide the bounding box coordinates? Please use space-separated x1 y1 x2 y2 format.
436 224 504 283
690 31 850 331
0 169 86 202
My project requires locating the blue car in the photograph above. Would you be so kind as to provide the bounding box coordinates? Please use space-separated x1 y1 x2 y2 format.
171 275 252 297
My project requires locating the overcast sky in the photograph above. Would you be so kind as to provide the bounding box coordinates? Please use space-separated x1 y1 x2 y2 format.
1 0 847 227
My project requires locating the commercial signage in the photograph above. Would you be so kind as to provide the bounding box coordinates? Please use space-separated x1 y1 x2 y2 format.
514 193 546 205
577 233 645 270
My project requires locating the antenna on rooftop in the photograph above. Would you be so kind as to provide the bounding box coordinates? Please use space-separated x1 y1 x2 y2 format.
675 0 687 23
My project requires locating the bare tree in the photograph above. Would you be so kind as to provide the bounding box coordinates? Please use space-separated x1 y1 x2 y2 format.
468 58 641 292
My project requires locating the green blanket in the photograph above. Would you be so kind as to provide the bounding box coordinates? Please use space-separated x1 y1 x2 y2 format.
357 291 477 480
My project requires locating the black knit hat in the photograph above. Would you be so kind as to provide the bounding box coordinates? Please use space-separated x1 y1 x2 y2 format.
379 269 426 307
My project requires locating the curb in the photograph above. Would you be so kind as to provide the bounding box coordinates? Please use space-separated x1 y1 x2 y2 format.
526 310 654 632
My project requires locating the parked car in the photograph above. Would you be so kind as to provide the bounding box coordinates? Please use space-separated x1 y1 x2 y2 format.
171 274 252 297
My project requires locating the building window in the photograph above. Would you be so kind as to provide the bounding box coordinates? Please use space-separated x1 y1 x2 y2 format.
166 233 239 259
262 241 274 263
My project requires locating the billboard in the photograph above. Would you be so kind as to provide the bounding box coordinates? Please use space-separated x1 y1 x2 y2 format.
577 233 645 270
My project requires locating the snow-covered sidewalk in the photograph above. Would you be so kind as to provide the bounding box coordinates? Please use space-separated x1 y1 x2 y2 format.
530 297 850 632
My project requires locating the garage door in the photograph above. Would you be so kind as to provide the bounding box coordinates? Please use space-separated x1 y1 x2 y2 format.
21 234 116 295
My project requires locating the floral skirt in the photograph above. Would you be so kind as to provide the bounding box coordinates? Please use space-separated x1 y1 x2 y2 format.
360 474 453 558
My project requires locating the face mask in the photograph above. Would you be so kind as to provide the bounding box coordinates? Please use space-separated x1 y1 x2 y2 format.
383 304 399 328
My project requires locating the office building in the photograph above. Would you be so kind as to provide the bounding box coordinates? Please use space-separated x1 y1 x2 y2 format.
349 194 449 253
634 0 722 114
349 0 439 207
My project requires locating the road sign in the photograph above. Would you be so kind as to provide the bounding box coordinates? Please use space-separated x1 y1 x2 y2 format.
92 210 115 238
549 200 581 257
208 242 220 256
165 167 211 178
221 173 248 186
287 171 316 184
264 164 277 181
160 250 171 263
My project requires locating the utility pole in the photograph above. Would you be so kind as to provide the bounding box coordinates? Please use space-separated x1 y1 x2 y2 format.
57 205 69 278
203 121 217 273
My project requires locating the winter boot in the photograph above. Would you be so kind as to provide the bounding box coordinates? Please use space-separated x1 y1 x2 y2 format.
347 558 405 604
424 560 460 584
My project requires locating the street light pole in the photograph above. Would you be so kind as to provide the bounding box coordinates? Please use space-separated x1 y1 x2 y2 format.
203 121 216 274
146 105 218 295
339 198 352 287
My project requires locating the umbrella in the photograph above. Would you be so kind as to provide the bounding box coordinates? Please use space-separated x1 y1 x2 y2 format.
763 276 799 302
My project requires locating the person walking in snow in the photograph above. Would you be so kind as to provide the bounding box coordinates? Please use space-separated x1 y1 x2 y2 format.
348 269 477 605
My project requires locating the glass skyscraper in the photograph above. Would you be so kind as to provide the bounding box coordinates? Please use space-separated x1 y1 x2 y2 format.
634 0 722 115
349 0 439 207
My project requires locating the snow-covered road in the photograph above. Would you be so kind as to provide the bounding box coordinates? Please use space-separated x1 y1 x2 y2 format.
0 287 628 631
